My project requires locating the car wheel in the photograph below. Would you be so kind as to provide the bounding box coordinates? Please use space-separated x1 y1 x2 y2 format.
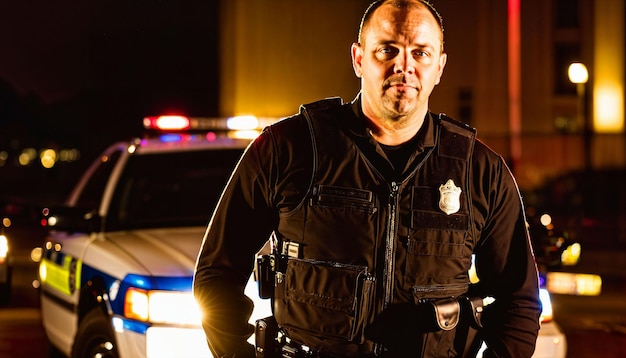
71 308 119 358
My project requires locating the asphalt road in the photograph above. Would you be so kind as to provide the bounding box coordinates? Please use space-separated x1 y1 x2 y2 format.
1 227 625 358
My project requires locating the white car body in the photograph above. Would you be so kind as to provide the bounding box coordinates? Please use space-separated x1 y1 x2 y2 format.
39 127 254 358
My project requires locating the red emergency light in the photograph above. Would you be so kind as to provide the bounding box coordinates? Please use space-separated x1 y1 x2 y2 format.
143 115 191 131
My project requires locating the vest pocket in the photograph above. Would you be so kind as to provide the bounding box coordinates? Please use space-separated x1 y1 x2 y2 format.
274 258 374 343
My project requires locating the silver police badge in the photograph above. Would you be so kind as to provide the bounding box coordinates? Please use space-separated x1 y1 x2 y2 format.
439 179 461 215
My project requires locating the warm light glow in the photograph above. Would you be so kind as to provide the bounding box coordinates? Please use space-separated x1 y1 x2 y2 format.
47 216 58 227
228 130 261 140
58 148 80 162
593 0 624 134
594 84 625 132
40 149 57 169
18 148 37 166
39 261 47 282
227 115 259 130
561 243 581 266
468 254 479 284
547 272 602 296
568 63 589 84
31 247 42 263
125 288 150 321
148 291 202 325
124 288 202 325
0 234 8 261
540 214 552 227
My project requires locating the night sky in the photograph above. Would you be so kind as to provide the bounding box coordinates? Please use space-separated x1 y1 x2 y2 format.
1 1 221 147
0 1 221 201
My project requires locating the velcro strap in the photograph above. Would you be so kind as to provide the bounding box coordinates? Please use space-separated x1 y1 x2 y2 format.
467 296 485 328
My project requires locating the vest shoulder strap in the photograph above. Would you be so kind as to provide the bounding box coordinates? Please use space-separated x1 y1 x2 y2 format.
299 97 344 115
435 113 476 161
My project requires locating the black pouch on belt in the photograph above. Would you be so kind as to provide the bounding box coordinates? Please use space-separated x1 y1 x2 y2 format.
429 297 461 331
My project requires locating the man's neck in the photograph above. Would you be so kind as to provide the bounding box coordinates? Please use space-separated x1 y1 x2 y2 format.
365 111 427 146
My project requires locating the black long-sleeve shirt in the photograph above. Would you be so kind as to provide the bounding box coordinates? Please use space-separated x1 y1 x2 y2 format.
194 97 541 357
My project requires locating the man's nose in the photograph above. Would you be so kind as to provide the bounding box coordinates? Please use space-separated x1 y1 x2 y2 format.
393 52 415 74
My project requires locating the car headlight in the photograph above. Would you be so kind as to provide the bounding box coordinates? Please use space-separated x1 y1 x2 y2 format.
124 288 202 325
0 234 8 263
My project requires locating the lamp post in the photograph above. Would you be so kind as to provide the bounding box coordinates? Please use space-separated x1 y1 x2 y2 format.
568 62 590 170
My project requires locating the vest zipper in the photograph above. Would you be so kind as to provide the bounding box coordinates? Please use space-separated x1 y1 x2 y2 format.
383 181 399 309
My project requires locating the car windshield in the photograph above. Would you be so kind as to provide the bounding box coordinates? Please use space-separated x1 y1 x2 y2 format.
106 148 243 230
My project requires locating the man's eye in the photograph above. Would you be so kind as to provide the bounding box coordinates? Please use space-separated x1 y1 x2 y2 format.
414 51 428 58
377 47 398 58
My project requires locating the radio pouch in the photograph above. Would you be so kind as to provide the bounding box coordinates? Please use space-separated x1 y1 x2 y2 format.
273 258 374 345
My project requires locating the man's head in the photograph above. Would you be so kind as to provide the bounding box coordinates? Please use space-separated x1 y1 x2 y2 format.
358 0 444 51
351 0 447 133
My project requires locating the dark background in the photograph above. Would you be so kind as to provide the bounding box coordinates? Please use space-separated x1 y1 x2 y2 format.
1 1 221 202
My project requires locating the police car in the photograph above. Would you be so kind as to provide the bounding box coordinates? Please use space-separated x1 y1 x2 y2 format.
38 115 274 358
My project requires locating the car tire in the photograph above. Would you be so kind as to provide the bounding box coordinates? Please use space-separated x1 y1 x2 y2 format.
71 308 119 358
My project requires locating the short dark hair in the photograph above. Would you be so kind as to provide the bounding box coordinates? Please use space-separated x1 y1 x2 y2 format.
357 0 444 48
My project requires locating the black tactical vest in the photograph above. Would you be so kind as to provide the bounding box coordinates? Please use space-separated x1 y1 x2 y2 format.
271 98 478 357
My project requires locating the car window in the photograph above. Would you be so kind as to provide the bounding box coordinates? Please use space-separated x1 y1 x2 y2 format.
105 148 243 230
74 150 123 211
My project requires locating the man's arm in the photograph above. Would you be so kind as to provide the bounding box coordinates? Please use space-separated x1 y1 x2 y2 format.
474 154 541 357
194 131 277 358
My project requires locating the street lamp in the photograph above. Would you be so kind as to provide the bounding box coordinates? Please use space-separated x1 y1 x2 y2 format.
568 62 590 170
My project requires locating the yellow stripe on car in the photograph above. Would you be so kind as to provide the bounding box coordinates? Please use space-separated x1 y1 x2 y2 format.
40 256 82 296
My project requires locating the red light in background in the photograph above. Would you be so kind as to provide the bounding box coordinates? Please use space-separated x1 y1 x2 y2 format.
143 115 191 131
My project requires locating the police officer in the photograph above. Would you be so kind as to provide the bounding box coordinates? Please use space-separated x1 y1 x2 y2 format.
194 1 541 357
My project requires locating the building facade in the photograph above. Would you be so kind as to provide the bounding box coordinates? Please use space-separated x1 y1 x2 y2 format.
219 0 625 190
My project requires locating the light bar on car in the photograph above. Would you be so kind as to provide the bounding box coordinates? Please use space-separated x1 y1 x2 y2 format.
143 115 279 133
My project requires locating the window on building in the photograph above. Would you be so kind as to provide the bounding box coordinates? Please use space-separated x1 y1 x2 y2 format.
555 0 579 29
553 43 580 95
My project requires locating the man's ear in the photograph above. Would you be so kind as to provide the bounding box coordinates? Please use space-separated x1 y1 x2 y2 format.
351 42 363 78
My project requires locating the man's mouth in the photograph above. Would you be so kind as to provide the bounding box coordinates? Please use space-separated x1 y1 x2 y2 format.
388 83 416 91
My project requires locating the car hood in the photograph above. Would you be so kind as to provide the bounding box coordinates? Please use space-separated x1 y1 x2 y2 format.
87 226 206 279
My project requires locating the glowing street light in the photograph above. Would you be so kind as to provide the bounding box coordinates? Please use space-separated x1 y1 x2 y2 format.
568 62 589 84
568 62 591 169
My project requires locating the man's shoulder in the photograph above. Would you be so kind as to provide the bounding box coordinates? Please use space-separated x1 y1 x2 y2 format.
432 113 503 163
269 96 347 132
299 97 345 113
435 113 476 136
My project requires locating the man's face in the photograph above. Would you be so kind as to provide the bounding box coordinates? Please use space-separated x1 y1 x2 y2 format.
352 3 447 124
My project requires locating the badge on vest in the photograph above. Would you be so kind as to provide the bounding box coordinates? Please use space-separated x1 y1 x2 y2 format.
439 179 461 215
